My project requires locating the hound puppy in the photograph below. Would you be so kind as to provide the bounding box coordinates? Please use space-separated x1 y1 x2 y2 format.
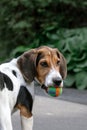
0 46 67 130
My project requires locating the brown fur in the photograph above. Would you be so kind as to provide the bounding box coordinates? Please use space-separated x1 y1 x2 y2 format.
17 46 67 84
17 104 32 118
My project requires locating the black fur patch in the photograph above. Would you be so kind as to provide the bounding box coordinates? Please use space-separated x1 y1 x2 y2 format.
15 86 33 112
12 70 17 77
36 52 44 66
4 73 13 90
0 72 13 91
0 72 4 90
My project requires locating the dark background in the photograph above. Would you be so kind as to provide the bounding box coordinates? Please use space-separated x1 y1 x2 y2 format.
0 0 87 89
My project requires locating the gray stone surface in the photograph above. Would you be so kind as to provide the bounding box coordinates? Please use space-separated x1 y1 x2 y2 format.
12 87 87 130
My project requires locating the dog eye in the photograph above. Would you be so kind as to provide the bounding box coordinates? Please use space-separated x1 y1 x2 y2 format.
40 62 48 67
57 60 60 65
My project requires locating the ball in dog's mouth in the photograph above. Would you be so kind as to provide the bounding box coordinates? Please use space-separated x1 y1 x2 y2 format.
41 85 63 97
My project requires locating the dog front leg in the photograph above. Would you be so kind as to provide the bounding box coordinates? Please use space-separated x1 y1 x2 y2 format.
18 105 33 130
21 115 33 130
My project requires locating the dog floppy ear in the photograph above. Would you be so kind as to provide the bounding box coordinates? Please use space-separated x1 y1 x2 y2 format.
17 49 37 83
56 50 67 79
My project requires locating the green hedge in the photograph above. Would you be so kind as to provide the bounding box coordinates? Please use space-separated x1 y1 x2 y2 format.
0 0 87 59
10 28 87 90
0 0 87 89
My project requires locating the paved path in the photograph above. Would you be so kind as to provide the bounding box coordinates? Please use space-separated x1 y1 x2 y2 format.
12 87 87 130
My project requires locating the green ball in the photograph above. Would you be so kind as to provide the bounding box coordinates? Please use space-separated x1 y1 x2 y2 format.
47 86 62 97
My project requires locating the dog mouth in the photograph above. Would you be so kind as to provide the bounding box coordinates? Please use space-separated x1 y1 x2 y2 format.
41 84 63 92
41 84 47 90
41 84 62 89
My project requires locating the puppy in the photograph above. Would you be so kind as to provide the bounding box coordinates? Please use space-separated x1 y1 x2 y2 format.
0 46 67 130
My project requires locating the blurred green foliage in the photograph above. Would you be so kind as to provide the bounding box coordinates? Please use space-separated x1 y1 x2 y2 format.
0 0 87 89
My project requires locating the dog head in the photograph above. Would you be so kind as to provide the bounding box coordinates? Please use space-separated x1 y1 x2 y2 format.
17 46 67 88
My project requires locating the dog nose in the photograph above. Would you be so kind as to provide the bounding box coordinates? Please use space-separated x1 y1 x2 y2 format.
53 78 62 86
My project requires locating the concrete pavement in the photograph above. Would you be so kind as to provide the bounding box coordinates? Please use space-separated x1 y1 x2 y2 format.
12 87 87 130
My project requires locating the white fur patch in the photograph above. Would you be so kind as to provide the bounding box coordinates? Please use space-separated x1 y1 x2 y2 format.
45 68 63 87
21 116 33 130
0 89 12 130
0 59 35 130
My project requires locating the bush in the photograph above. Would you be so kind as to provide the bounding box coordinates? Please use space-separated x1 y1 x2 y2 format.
0 0 87 59
55 28 87 90
0 0 87 89
10 28 87 90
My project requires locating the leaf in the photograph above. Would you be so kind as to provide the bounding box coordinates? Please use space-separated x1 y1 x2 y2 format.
64 53 72 64
73 68 82 73
72 53 86 62
64 73 75 87
76 60 87 68
10 46 29 57
55 41 65 50
13 21 30 29
75 71 87 90
46 33 59 40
